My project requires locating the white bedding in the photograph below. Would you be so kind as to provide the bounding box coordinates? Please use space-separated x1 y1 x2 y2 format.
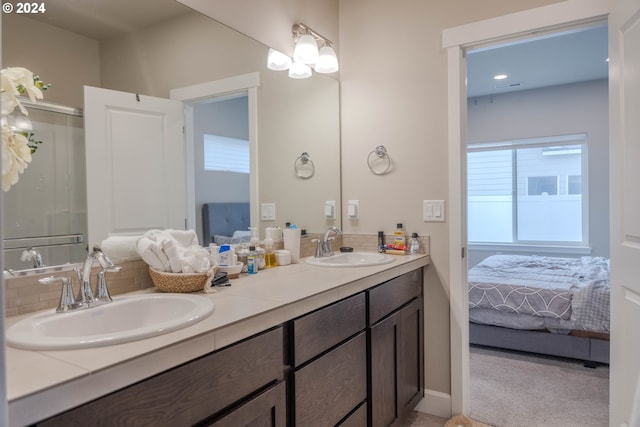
468 255 610 332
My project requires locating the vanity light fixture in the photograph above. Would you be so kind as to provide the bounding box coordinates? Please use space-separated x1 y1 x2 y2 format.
266 23 339 79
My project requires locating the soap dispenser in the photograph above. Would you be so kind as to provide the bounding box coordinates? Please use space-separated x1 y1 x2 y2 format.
264 238 277 268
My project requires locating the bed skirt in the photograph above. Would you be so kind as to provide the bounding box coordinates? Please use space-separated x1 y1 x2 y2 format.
469 322 609 365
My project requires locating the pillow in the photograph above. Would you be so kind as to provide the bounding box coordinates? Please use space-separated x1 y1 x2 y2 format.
213 235 233 245
231 230 251 243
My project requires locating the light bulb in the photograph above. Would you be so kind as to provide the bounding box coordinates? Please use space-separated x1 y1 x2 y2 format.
314 46 339 73
288 61 312 79
267 48 292 71
293 34 319 64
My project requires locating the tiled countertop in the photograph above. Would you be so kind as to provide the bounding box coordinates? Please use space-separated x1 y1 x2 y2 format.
6 253 429 426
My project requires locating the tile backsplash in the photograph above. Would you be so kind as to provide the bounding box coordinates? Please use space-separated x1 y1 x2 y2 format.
4 233 429 317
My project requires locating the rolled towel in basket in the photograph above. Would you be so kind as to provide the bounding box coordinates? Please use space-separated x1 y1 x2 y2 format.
100 235 140 259
181 246 216 273
137 234 171 272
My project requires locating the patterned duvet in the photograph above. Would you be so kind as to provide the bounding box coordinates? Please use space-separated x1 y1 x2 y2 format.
468 254 610 332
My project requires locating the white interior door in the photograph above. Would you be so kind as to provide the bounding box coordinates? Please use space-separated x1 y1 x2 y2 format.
84 86 186 247
609 0 640 425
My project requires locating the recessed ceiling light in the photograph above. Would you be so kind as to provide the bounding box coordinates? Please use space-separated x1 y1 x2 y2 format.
494 74 508 80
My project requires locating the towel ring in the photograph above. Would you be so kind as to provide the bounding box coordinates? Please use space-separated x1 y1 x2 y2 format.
367 145 392 175
294 152 315 179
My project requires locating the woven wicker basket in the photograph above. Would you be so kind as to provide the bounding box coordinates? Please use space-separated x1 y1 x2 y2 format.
149 267 215 293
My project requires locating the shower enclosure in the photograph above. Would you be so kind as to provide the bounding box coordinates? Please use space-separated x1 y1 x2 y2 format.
3 100 87 273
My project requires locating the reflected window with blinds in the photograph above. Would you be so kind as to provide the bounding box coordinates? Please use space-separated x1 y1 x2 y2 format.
203 134 249 174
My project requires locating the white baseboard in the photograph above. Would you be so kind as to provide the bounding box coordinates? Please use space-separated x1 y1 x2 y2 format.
413 389 452 419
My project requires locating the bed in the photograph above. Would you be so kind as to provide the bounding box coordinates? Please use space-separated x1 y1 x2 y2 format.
468 254 610 365
201 202 251 246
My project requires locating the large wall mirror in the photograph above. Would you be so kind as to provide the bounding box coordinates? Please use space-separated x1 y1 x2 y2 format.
2 0 341 273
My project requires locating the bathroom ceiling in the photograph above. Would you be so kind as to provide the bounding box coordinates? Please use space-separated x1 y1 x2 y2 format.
28 2 608 98
466 24 609 98
25 0 191 41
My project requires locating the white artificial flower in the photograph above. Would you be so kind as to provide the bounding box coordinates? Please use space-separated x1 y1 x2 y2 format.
1 66 47 191
2 125 32 192
0 67 44 115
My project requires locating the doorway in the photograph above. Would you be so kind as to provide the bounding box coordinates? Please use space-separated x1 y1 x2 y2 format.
465 25 609 426
191 95 251 244
442 0 612 418
170 72 260 238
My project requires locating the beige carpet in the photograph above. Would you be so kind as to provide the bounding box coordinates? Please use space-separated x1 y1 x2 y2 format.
470 346 609 426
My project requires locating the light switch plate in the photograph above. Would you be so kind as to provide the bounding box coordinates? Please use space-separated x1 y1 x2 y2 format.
261 203 276 221
324 200 336 219
423 200 445 222
347 200 359 219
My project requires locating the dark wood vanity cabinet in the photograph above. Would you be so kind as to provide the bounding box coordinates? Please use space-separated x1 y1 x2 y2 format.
37 326 287 427
34 267 424 427
369 269 425 427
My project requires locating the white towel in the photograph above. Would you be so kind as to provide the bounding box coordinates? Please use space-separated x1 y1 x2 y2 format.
137 229 213 273
181 246 215 273
136 232 171 272
100 235 140 259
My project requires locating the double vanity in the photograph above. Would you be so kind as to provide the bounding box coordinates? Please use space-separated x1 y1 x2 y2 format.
5 252 429 426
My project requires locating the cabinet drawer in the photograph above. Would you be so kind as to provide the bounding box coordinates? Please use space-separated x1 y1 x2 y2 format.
338 402 367 427
39 326 285 427
293 292 366 366
294 332 367 427
368 269 422 325
208 380 287 427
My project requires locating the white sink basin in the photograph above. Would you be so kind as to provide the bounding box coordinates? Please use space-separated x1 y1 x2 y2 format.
305 252 394 267
6 294 214 350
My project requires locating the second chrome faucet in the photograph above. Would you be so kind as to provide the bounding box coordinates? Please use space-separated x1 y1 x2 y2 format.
312 226 342 257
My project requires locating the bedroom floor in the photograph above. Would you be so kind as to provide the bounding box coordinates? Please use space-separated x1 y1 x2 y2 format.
468 345 609 426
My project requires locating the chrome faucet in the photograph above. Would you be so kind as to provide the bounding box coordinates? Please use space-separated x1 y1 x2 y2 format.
312 226 342 257
39 276 77 313
76 245 118 308
20 247 44 268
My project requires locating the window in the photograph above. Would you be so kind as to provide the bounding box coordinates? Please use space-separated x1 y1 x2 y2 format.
467 134 587 245
203 134 249 173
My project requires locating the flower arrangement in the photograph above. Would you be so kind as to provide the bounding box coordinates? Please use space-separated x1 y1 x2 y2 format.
1 67 50 192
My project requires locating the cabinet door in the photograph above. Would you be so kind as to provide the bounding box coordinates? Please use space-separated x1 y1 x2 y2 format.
294 332 367 427
398 297 424 416
370 309 400 427
207 381 286 427
370 297 424 427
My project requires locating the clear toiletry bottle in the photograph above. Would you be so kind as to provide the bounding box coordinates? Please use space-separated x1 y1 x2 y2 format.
393 223 406 248
247 246 258 274
237 244 249 273
408 233 420 254
264 238 277 268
